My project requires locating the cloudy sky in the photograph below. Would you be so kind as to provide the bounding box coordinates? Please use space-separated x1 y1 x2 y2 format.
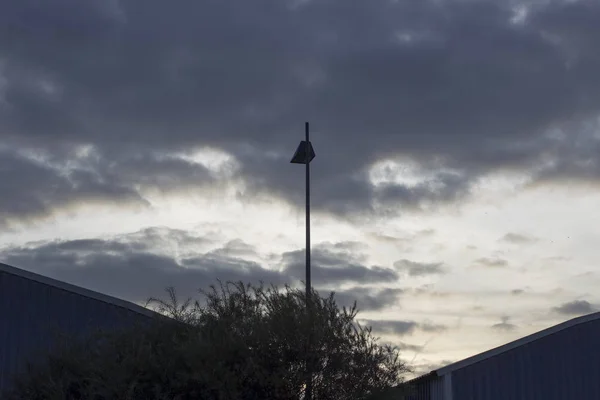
2 0 600 376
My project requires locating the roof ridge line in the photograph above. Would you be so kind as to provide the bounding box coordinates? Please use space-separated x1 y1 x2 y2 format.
435 311 600 376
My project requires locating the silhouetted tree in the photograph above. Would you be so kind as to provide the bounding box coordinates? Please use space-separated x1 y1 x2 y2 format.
6 282 410 400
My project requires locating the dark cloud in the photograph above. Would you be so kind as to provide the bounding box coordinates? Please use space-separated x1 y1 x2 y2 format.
374 170 471 212
553 300 597 316
501 233 537 244
0 228 286 302
0 146 215 227
362 320 419 336
394 259 445 277
282 243 398 285
491 316 517 332
329 287 403 312
1 0 600 220
511 288 525 295
361 319 448 336
475 257 509 268
0 230 403 309
0 149 142 227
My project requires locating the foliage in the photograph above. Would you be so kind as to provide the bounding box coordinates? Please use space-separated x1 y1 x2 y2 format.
6 282 410 400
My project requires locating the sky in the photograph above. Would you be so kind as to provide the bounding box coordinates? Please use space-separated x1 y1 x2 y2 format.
1 0 600 376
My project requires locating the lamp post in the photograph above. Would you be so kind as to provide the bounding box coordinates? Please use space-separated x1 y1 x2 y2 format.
290 121 316 400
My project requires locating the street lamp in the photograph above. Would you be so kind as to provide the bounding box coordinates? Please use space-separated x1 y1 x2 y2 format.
290 121 316 400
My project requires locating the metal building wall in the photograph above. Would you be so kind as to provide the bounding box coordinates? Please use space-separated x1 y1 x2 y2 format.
0 269 154 395
429 376 446 400
403 373 446 400
403 375 432 400
451 318 600 400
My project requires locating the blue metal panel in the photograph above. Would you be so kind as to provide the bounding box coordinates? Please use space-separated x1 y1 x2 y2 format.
0 270 153 395
451 318 600 400
404 373 446 400
430 375 445 400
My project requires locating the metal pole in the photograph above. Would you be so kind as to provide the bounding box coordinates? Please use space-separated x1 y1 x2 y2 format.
305 121 311 300
305 121 313 400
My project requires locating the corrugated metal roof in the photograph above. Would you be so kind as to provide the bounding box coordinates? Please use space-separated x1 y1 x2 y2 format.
450 316 600 399
435 311 600 376
405 313 600 399
402 371 450 400
0 262 157 318
0 262 161 395
402 372 436 400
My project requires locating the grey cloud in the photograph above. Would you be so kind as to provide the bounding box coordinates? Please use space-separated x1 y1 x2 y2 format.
396 342 424 353
0 228 287 302
1 0 600 220
0 146 215 227
501 233 537 244
124 227 214 251
511 288 525 295
0 149 143 227
475 257 509 268
411 284 444 297
409 284 456 299
368 229 435 249
209 239 257 258
1 229 402 308
361 319 448 336
330 287 403 311
368 234 410 246
553 300 597 316
362 320 419 336
374 170 471 212
420 322 448 333
394 259 445 277
492 316 517 332
416 229 436 238
113 152 216 191
331 241 368 252
181 255 285 286
282 243 398 285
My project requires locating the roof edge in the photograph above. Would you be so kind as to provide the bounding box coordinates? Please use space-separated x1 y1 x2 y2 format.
403 371 437 386
435 311 600 376
0 262 159 319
